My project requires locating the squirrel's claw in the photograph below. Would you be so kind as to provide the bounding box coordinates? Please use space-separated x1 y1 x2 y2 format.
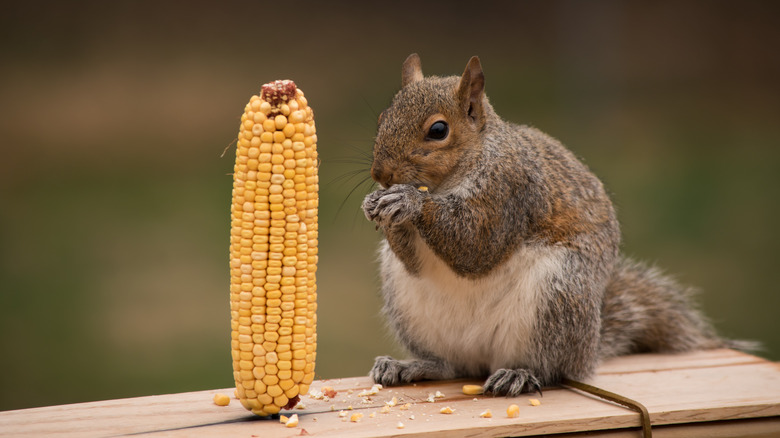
362 185 423 228
370 355 403 386
483 368 543 397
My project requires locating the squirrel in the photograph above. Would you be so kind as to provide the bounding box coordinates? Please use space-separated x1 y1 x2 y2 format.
361 54 751 396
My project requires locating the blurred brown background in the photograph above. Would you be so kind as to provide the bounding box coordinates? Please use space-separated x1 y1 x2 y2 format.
1 0 778 411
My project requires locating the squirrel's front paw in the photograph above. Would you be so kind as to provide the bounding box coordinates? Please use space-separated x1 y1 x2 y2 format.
362 184 424 228
484 368 542 396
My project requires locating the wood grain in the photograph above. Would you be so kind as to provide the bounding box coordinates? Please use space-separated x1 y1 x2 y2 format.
1 349 778 438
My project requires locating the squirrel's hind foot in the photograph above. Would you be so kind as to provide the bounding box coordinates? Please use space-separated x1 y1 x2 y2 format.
484 368 542 397
369 355 455 386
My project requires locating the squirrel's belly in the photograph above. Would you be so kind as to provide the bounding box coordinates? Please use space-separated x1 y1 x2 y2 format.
380 238 566 375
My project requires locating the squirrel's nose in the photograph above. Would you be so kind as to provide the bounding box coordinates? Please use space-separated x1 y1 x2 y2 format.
371 163 393 188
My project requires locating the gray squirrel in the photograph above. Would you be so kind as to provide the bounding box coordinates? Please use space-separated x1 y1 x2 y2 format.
361 54 749 396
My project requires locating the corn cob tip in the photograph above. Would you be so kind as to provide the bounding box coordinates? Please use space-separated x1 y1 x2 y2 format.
261 80 298 109
284 395 301 410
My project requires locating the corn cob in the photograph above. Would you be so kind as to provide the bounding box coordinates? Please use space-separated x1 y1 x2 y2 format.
230 79 318 416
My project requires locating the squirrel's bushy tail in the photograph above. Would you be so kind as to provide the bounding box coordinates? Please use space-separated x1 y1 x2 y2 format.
599 257 757 359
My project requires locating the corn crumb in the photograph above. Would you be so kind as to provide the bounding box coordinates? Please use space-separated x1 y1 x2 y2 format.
357 384 383 397
321 386 337 398
480 409 493 418
529 398 541 406
439 406 454 414
350 413 364 423
507 404 520 418
397 421 405 429
418 186 429 192
285 414 299 428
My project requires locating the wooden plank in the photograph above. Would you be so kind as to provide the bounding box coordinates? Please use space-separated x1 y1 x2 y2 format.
595 348 765 374
540 417 780 438
1 350 778 438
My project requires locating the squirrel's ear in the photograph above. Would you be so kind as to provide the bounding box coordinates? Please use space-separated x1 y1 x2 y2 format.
457 56 485 124
402 53 424 87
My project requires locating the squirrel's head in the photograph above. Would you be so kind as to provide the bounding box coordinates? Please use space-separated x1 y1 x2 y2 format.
370 54 487 191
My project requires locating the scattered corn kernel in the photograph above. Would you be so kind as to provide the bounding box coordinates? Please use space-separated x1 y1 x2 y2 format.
434 391 445 398
397 421 405 429
213 393 231 406
386 396 398 407
507 404 520 418
380 405 391 414
462 384 484 395
399 403 411 410
285 414 299 428
439 406 454 414
350 413 364 422
529 398 541 406
480 409 492 418
418 186 429 192
279 414 289 424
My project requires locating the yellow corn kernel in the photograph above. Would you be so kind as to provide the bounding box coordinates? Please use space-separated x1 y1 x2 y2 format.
213 393 231 406
285 413 299 428
439 406 454 414
479 409 492 418
507 404 520 418
529 398 541 406
461 384 484 395
231 80 318 417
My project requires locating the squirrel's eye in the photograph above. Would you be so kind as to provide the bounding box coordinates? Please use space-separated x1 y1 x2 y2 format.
426 121 448 140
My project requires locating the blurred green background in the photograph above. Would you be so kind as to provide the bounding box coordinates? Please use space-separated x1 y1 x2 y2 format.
1 1 778 411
